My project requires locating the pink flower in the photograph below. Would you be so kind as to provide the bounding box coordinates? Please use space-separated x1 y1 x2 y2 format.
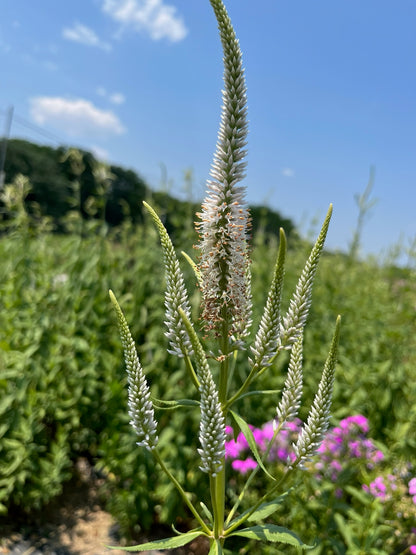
261 421 275 441
348 440 362 458
410 546 416 554
225 438 243 459
232 457 257 474
363 476 391 501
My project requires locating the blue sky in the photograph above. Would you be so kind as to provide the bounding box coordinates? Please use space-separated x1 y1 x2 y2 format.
1 0 415 259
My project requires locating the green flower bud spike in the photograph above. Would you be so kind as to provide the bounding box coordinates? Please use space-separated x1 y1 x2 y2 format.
281 205 333 348
276 331 304 425
294 316 341 465
179 308 226 477
143 201 194 359
109 290 158 450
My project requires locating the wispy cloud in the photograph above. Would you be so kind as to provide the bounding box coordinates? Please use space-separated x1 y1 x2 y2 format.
30 96 125 138
97 87 126 105
102 0 188 42
43 60 59 71
282 168 295 177
62 23 112 52
109 92 126 105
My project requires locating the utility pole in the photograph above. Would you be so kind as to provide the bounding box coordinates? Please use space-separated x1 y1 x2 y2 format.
0 105 14 189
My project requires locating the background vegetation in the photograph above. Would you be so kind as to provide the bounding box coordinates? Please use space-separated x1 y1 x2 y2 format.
0 142 415 553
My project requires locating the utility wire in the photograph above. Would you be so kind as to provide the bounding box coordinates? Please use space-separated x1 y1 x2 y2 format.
0 106 14 188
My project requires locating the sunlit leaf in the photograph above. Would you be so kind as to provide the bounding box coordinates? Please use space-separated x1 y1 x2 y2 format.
106 531 204 551
228 524 313 549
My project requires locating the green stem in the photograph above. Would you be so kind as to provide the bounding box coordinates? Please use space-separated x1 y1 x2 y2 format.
152 449 211 535
211 309 230 541
211 467 225 540
225 458 302 536
224 346 286 410
224 363 260 410
183 353 200 390
226 349 239 392
219 316 230 404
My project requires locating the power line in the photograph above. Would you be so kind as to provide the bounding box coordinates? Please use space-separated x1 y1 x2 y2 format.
12 113 66 145
0 106 67 145
0 106 14 188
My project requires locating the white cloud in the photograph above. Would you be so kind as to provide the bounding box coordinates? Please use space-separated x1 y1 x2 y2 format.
30 96 126 138
109 92 125 105
96 87 126 104
62 23 112 51
102 0 188 42
282 168 295 177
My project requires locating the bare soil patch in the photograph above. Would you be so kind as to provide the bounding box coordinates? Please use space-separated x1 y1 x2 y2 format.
0 459 209 555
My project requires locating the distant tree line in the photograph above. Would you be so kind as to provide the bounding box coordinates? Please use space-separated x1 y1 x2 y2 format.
2 139 295 239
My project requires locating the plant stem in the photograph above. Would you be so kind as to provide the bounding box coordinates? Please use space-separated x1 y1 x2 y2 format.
184 354 200 390
224 459 302 536
211 468 225 541
224 363 260 410
211 311 230 541
152 449 211 535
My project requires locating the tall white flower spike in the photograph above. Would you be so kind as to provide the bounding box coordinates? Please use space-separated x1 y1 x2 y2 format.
196 0 252 340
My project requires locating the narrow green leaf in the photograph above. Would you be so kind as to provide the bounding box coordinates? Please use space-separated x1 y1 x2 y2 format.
182 250 202 285
227 491 291 528
333 513 356 548
229 410 276 482
106 531 204 551
246 492 290 522
229 524 313 549
152 398 200 410
200 501 214 523
237 389 281 401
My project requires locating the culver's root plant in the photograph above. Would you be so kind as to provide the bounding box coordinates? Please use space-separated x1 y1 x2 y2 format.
109 0 340 552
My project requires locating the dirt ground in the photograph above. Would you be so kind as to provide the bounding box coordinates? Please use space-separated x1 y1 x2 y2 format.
0 460 127 555
0 459 209 555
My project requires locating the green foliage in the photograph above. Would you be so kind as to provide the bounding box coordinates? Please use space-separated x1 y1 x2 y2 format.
305 250 416 459
0 199 414 549
245 237 416 459
3 139 294 240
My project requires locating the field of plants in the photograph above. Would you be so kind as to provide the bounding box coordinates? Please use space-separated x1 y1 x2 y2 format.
0 179 415 554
